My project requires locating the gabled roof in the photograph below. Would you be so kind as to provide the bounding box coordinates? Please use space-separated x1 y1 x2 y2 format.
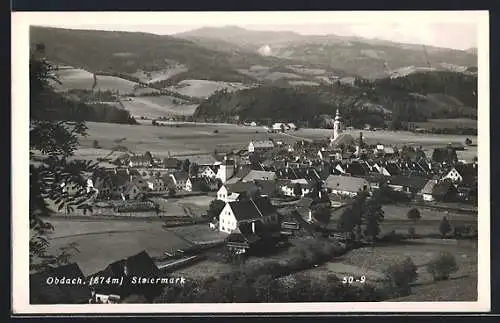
454 163 478 184
241 170 277 182
163 157 180 169
30 263 91 304
228 197 276 221
171 171 189 181
421 179 437 194
325 175 370 193
383 163 402 176
346 161 369 176
227 181 260 194
386 175 429 190
250 140 275 148
254 179 279 196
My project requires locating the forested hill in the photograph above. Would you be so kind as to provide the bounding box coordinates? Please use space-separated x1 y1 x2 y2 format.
193 71 478 129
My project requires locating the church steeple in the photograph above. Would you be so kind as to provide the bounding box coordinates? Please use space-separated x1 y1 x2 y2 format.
333 109 343 140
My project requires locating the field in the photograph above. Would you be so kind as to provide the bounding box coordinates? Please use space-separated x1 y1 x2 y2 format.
76 122 479 162
413 118 478 130
54 67 158 95
45 218 224 276
167 80 251 99
131 65 189 84
120 96 198 118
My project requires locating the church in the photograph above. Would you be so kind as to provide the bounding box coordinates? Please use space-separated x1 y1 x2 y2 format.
329 109 356 148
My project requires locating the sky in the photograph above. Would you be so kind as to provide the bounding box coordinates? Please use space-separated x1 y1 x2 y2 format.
25 11 483 50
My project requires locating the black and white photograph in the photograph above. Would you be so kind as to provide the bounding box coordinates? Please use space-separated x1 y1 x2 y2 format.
12 10 490 313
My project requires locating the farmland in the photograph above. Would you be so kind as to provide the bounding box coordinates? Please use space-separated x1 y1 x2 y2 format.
77 122 478 162
120 96 198 118
167 79 252 99
45 218 225 277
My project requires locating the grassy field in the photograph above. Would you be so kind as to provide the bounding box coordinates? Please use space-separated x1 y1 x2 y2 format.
45 218 223 276
76 122 478 162
131 65 188 84
120 96 198 118
54 67 159 95
413 118 478 130
167 80 251 99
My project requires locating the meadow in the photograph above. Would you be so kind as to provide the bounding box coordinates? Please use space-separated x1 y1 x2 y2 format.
77 122 479 162
120 96 198 119
46 218 223 276
167 80 251 99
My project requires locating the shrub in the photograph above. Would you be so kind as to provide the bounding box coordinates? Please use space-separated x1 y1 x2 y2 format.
384 257 418 297
439 216 452 238
408 227 416 237
426 252 459 281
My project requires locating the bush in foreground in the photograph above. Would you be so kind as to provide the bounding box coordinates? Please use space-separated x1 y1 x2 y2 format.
426 252 459 281
384 257 418 297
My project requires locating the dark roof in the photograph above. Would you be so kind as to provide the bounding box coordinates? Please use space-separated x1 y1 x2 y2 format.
163 157 180 169
233 165 252 179
228 196 276 221
383 163 402 176
254 180 279 196
454 164 478 184
346 161 369 176
386 175 430 190
432 180 456 196
171 171 189 181
160 174 176 188
227 181 260 194
30 263 91 304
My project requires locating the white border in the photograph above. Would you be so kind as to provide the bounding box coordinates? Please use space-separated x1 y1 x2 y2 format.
11 11 490 314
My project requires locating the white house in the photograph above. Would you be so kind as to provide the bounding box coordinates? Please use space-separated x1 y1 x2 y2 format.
280 179 312 197
169 172 189 190
218 197 279 234
147 178 165 191
217 185 240 203
272 123 286 132
441 164 477 184
420 179 437 201
199 165 218 179
325 175 370 197
287 123 297 130
248 140 275 153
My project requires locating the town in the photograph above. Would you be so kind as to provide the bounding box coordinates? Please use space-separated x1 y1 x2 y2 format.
31 109 478 304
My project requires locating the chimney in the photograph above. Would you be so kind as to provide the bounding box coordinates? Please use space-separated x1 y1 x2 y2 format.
251 221 256 234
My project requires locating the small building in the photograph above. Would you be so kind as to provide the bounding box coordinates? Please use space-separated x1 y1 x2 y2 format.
217 185 241 203
420 179 438 202
199 165 219 179
218 196 279 234
169 171 189 190
441 163 478 185
163 158 181 171
248 140 275 153
325 175 370 197
185 177 212 192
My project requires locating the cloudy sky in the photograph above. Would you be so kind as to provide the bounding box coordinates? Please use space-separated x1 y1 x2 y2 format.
23 11 483 50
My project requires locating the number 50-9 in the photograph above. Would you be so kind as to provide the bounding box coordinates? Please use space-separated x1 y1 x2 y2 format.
342 276 366 284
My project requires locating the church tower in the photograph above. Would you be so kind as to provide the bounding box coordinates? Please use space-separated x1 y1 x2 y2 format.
333 109 343 140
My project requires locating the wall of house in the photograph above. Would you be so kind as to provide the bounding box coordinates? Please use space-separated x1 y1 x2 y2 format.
219 204 236 233
217 187 228 201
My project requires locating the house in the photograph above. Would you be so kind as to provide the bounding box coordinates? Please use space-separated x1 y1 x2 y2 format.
160 174 177 191
88 251 163 303
287 123 297 130
420 179 438 202
325 175 370 197
226 181 261 200
185 177 211 192
147 177 166 191
295 195 332 223
385 176 429 195
88 169 135 200
30 263 91 304
219 196 280 234
431 180 458 202
248 140 275 153
163 157 181 170
199 165 219 179
241 170 277 182
272 123 286 132
121 181 144 200
280 179 313 197
376 162 402 176
128 154 153 168
217 185 241 203
169 171 189 190
215 158 236 184
254 179 280 197
345 161 370 176
442 163 478 185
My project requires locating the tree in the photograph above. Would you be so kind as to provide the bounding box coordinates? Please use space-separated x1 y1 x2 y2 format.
92 140 101 149
207 199 226 220
168 188 176 197
384 257 418 297
362 195 385 246
293 183 302 197
144 151 153 161
181 159 191 172
29 51 100 273
189 163 199 178
439 216 452 239
427 252 459 281
465 138 472 146
406 207 421 237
